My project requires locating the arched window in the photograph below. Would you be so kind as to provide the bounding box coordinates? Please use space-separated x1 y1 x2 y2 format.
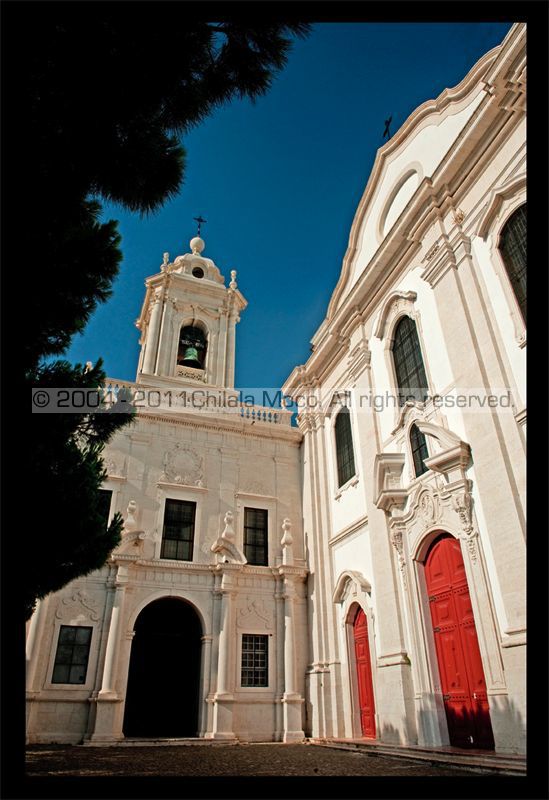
177 326 207 369
392 316 428 405
499 204 526 321
334 407 356 488
410 423 429 477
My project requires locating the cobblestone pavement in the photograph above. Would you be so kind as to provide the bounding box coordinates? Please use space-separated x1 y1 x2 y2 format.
26 742 484 777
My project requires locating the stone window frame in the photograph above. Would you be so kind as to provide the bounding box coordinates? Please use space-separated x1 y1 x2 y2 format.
373 291 436 429
50 624 94 686
477 175 526 348
235 493 277 568
242 507 269 566
236 630 274 695
153 486 205 562
333 406 357 490
325 394 360 500
408 419 432 481
239 633 270 688
43 617 100 693
159 497 198 562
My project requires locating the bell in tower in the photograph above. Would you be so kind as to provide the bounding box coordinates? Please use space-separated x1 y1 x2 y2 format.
177 325 207 369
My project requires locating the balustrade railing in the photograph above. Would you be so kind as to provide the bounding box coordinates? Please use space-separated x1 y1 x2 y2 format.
103 379 293 427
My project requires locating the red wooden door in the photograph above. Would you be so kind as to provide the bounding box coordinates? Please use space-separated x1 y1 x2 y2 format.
425 535 495 749
353 607 376 738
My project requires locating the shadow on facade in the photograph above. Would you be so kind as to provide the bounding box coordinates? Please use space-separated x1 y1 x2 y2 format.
378 695 524 754
378 720 403 745
486 694 526 754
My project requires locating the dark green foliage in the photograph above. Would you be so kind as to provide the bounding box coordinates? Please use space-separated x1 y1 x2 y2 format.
17 5 310 618
25 360 135 619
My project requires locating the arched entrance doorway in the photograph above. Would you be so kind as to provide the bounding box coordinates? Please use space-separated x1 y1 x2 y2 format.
123 597 202 738
352 606 376 738
424 534 495 749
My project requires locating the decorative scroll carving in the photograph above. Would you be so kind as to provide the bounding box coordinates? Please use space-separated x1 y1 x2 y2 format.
55 590 100 622
237 597 272 630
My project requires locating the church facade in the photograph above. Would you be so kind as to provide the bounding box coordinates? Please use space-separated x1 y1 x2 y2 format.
26 23 526 754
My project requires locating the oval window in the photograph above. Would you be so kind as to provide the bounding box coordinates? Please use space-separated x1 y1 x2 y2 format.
192 267 204 279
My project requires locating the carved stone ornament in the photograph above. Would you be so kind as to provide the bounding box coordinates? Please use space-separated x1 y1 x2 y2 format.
424 242 441 262
237 597 272 630
418 490 438 525
451 490 478 563
55 590 100 622
123 500 139 533
176 365 207 382
160 444 205 486
390 527 407 588
451 491 473 534
211 509 247 564
221 511 235 542
281 518 293 547
105 457 126 477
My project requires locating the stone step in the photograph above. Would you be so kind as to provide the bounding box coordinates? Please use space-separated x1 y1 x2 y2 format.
83 737 238 747
310 739 526 775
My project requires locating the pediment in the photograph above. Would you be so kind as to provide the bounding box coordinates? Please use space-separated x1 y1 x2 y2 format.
326 47 498 321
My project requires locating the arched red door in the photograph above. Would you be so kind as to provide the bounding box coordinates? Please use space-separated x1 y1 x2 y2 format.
353 607 376 738
425 534 495 749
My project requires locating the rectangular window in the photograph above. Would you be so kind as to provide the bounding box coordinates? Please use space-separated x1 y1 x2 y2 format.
243 508 268 566
241 634 268 687
51 625 93 685
160 499 196 561
98 489 112 528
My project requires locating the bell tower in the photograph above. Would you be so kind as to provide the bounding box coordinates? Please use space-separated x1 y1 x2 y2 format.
135 235 247 389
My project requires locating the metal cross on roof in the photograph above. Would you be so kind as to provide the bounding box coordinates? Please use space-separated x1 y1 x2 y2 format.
383 114 393 141
193 216 207 236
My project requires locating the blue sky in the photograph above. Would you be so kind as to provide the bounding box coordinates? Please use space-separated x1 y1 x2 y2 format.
65 22 513 390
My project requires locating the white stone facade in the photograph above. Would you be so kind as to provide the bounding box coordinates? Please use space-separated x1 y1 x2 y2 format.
26 24 526 754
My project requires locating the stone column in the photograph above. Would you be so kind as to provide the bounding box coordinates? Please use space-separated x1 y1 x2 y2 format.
156 294 174 376
198 635 213 737
280 567 305 742
274 575 285 741
225 312 238 388
142 289 163 375
208 567 237 739
89 566 128 742
217 310 229 387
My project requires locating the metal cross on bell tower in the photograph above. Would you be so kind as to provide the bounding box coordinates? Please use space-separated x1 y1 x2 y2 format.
193 215 207 237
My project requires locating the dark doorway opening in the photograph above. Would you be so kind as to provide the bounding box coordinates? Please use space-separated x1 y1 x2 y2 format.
123 597 202 738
